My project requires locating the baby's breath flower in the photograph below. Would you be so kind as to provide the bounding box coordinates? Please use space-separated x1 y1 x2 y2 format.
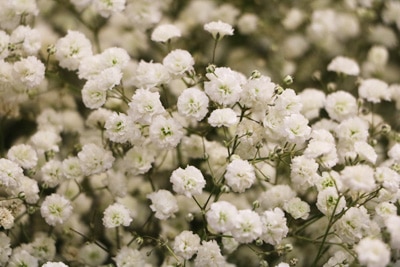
147 189 178 220
170 165 206 197
355 237 390 267
204 20 234 40
40 193 73 226
177 87 209 121
327 56 360 76
173 230 201 260
224 158 256 193
113 246 146 267
102 203 132 228
206 201 238 233
151 24 181 43
194 240 226 267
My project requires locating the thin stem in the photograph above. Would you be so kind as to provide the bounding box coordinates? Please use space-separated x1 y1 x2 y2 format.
211 38 219 64
116 226 120 250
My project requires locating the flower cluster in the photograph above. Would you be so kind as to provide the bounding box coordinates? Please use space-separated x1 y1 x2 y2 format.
0 0 400 267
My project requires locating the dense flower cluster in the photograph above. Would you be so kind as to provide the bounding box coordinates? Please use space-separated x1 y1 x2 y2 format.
0 0 400 266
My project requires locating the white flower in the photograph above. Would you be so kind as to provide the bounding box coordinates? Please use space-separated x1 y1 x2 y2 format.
81 79 108 109
18 176 40 204
327 56 360 76
62 157 84 180
177 87 209 121
170 165 206 198
173 230 201 260
206 201 238 233
102 203 132 228
93 0 126 18
274 89 302 115
40 193 73 226
163 49 194 76
204 67 244 106
325 91 357 122
132 60 170 89
77 143 115 176
354 141 377 164
336 117 369 143
375 166 400 193
367 45 389 67
260 208 288 245
0 31 10 59
149 115 184 149
194 240 226 267
340 165 376 193
333 206 370 244
113 247 146 267
42 262 69 267
12 56 45 88
258 185 296 210
29 235 56 262
128 88 165 124
147 189 178 220
355 238 390 267
290 155 320 192
0 158 23 191
385 215 400 249
388 143 400 161
204 20 234 39
0 207 14 229
151 24 181 43
283 197 310 220
224 158 256 193
8 249 38 267
0 232 11 265
240 75 275 110
231 209 262 243
122 146 155 175
100 47 130 70
281 113 311 145
10 25 41 55
105 112 141 144
298 88 326 120
358 78 391 103
7 144 38 169
41 160 64 188
208 108 238 127
316 187 346 216
55 30 93 71
275 263 290 267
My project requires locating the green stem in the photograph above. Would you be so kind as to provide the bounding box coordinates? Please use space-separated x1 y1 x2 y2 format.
211 38 219 64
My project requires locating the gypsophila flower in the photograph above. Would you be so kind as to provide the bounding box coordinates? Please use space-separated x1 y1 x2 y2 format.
79 242 108 266
237 13 258 34
147 189 178 220
132 60 170 89
62 157 84 180
316 187 346 216
281 113 311 145
194 240 227 267
204 20 234 39
113 247 146 267
325 91 358 122
170 165 206 198
283 197 310 220
385 215 400 249
10 25 41 56
149 115 184 149
354 141 377 164
128 88 165 124
151 24 181 43
340 164 376 193
224 158 256 193
122 145 155 175
104 112 141 144
231 209 262 243
336 117 369 143
260 208 289 245
240 75 275 111
29 235 56 262
42 262 69 267
55 30 92 71
30 130 61 153
103 203 132 228
274 89 302 115
81 79 108 109
333 206 370 244
93 0 126 18
173 230 201 260
8 249 38 267
206 201 238 233
0 232 11 264
358 78 391 103
0 31 10 59
375 166 400 193
40 193 73 226
355 237 390 267
40 159 64 188
0 207 14 229
0 158 23 191
77 143 115 176
163 49 195 76
327 56 360 76
18 176 39 204
208 108 238 128
12 56 45 88
298 88 326 120
259 185 296 210
177 87 209 121
290 155 320 192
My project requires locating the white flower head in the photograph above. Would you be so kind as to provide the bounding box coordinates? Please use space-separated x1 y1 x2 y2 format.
12 56 45 88
208 108 238 128
93 0 126 18
151 24 181 43
132 60 170 89
0 207 14 229
355 238 390 267
55 30 93 71
340 164 376 193
194 240 226 267
281 113 311 145
10 25 41 56
385 215 400 249
42 262 69 267
298 88 326 120
122 145 155 175
283 197 310 220
260 208 289 245
231 209 262 243
224 158 256 193
170 165 206 198
102 203 132 228
147 189 178 220
7 144 38 169
205 67 244 106
333 206 370 244
204 20 234 39
358 78 391 103
40 193 73 226
105 112 141 144
149 115 184 149
8 250 38 267
77 143 115 176
206 201 238 233
128 88 165 124
177 87 209 121
237 13 258 34
41 159 64 188
290 155 320 192
327 56 360 76
81 79 108 109
240 75 275 110
173 230 201 260
316 187 346 216
0 158 24 191
325 91 357 122
274 89 302 115
258 184 296 210
163 49 194 77
62 157 84 180
113 246 146 267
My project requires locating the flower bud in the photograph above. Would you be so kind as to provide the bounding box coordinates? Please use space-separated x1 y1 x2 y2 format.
283 74 293 85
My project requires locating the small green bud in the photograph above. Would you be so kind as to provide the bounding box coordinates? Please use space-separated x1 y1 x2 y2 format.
206 64 216 74
283 75 293 85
